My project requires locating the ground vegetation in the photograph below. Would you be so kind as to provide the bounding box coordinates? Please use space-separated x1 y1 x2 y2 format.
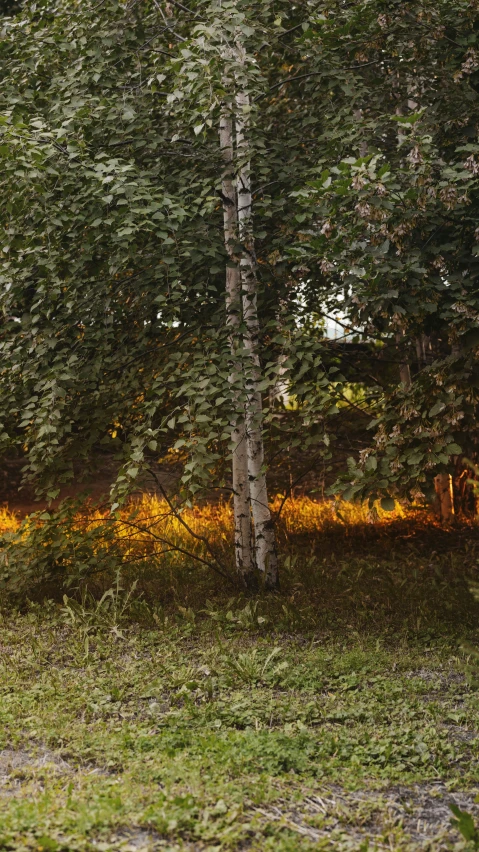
0 504 479 850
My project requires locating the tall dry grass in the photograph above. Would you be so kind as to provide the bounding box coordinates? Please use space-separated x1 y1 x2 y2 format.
0 494 410 561
1 494 411 598
0 506 20 534
88 493 408 572
3 494 478 634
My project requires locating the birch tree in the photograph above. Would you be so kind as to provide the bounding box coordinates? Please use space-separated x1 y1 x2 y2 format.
4 0 479 593
234 55 278 588
0 0 307 588
218 33 278 588
219 107 254 582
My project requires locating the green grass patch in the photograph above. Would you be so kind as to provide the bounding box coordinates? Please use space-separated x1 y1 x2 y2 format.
1 592 479 850
2 509 479 849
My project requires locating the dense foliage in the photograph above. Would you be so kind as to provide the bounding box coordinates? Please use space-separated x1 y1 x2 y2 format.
292 0 479 504
0 0 339 509
1 0 479 562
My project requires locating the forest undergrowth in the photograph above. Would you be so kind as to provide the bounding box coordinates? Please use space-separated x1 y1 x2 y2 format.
0 495 475 618
2 499 479 850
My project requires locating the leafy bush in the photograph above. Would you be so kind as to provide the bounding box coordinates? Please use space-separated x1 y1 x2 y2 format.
0 500 124 598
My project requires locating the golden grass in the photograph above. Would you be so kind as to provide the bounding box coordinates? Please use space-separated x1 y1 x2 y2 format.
0 494 410 545
82 494 408 565
272 495 406 534
120 493 407 535
0 493 423 599
0 506 20 534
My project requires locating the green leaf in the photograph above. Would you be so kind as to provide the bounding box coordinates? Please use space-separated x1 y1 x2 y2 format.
380 497 395 512
446 443 462 455
34 838 59 852
449 804 479 842
429 401 446 417
406 452 424 466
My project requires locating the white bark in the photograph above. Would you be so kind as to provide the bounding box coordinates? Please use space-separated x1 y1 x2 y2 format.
235 84 278 589
219 110 254 582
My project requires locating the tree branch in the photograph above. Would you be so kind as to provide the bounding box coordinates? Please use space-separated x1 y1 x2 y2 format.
255 60 390 101
147 468 237 585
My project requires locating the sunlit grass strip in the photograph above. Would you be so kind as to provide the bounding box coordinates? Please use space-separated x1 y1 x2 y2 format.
0 495 413 597
0 495 408 541
0 506 20 534
82 494 408 559
275 496 406 535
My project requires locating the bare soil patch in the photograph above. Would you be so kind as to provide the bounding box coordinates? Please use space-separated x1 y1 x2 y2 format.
0 747 72 797
253 781 479 848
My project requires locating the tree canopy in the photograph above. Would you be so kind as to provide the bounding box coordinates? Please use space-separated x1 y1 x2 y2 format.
1 0 479 579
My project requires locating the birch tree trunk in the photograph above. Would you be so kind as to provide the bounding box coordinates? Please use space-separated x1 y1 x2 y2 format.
434 472 454 522
234 84 278 589
219 110 254 584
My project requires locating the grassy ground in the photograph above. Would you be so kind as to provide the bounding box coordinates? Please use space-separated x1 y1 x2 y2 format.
2 499 479 850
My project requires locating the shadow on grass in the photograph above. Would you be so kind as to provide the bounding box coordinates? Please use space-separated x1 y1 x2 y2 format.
2 497 479 638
